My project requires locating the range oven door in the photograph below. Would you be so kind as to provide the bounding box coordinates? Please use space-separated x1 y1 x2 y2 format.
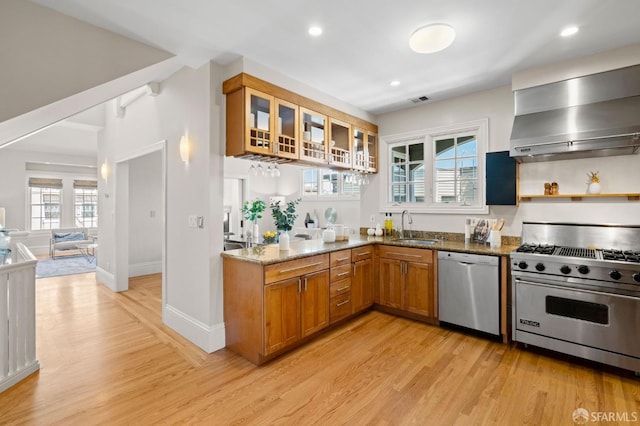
514 277 640 359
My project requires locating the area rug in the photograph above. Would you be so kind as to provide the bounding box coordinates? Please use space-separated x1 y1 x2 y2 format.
36 255 96 278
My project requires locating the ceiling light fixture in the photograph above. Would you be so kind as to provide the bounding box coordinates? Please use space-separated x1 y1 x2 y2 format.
560 26 579 37
390 80 401 87
308 26 323 37
409 23 456 54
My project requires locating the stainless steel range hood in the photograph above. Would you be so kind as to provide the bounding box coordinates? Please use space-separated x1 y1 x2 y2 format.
510 65 640 163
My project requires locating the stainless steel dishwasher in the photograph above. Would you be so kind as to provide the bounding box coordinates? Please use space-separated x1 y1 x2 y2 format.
438 251 500 336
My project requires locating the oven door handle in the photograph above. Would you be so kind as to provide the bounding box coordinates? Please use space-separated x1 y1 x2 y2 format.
514 277 640 301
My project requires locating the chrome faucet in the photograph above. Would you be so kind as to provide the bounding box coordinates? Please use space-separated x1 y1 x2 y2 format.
400 210 413 239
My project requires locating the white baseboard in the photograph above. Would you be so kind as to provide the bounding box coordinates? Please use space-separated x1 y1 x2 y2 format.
163 304 226 353
0 361 40 393
129 260 162 277
96 266 116 291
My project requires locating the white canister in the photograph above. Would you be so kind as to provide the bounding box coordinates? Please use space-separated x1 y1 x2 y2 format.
322 227 336 243
333 225 344 241
343 226 350 241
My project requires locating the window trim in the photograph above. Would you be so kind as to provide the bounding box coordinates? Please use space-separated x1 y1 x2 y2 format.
379 118 489 214
301 168 361 201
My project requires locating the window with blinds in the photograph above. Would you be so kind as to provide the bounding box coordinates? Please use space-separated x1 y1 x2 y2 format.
28 178 63 230
74 180 98 228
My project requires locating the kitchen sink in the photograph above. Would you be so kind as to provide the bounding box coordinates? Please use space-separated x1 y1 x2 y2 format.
392 238 439 246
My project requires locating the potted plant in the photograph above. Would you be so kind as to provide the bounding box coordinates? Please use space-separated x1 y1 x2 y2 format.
241 199 266 239
271 198 300 250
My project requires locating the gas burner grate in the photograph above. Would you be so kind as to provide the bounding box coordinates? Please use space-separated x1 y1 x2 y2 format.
557 246 596 259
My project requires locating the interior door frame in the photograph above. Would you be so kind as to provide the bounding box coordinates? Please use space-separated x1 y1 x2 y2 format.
114 140 167 310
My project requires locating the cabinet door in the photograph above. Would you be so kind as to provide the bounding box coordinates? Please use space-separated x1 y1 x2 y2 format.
486 150 517 205
264 278 301 355
328 118 352 169
405 261 434 318
379 258 403 309
300 270 330 338
366 131 378 172
299 107 328 164
275 98 299 160
352 128 367 171
245 88 275 155
352 258 373 313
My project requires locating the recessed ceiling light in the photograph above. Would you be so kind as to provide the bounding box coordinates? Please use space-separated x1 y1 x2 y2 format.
308 26 323 37
390 80 401 87
560 26 579 37
409 23 456 54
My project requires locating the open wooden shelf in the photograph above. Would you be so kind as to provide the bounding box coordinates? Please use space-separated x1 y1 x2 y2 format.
519 193 640 202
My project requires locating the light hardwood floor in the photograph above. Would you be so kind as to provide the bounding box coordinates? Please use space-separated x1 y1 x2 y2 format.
1 272 639 425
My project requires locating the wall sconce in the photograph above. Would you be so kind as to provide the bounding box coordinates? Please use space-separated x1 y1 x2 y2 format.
100 161 109 180
180 135 191 163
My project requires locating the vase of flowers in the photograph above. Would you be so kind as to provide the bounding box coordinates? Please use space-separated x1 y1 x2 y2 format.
242 199 266 239
271 198 300 250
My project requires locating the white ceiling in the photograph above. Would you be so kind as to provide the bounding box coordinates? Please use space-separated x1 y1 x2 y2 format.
31 0 640 115
11 1 640 156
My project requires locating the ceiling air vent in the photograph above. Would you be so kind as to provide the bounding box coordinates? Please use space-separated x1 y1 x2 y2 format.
409 95 429 103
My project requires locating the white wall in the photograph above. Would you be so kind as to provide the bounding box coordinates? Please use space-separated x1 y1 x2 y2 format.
370 85 516 235
371 78 640 237
0 0 172 125
99 62 225 352
0 149 96 230
128 151 162 276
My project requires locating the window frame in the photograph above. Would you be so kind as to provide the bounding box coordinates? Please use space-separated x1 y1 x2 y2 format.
74 186 99 228
301 168 361 201
379 118 488 214
29 185 62 231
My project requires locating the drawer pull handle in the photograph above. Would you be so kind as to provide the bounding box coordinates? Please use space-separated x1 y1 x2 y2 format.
386 252 422 258
279 261 324 274
335 257 350 261
336 286 350 292
356 252 370 256
336 271 350 277
336 300 350 307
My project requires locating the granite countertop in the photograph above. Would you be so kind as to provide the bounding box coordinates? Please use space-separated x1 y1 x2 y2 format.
221 236 519 265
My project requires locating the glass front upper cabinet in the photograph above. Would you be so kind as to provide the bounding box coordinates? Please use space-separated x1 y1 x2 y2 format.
353 128 377 173
328 118 352 169
274 99 299 160
244 88 274 155
299 107 327 165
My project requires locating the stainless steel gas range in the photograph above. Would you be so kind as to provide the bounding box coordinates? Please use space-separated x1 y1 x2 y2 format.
511 221 640 373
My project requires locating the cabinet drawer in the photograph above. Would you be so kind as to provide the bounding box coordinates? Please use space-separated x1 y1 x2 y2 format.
330 264 352 282
330 249 352 267
351 245 373 260
264 254 329 284
330 277 351 298
378 245 432 263
330 293 352 322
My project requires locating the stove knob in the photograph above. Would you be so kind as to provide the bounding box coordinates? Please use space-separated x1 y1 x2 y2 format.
609 270 622 280
578 265 590 275
518 261 528 270
633 273 640 283
535 263 545 272
560 265 571 274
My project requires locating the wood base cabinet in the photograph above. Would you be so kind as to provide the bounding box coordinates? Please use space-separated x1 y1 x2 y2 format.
224 254 329 364
378 246 435 322
351 246 374 313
